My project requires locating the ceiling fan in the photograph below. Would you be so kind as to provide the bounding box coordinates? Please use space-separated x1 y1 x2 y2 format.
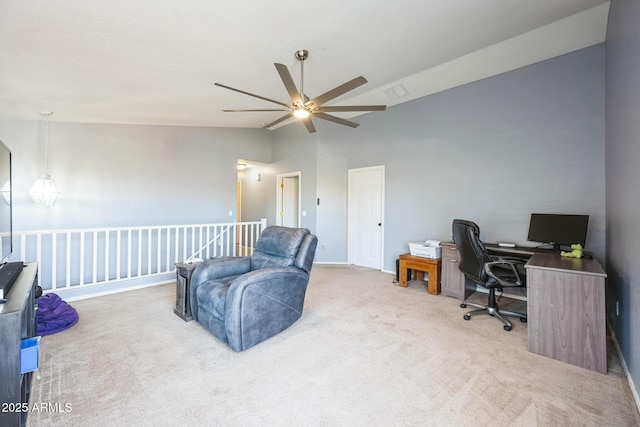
215 50 386 133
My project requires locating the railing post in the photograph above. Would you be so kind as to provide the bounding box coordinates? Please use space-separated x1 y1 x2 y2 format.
232 223 237 256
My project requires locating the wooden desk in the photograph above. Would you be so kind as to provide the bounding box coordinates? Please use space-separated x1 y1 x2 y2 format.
525 253 607 373
398 253 441 295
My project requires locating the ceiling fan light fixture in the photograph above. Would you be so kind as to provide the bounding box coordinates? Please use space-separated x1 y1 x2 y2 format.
293 107 310 119
215 49 386 133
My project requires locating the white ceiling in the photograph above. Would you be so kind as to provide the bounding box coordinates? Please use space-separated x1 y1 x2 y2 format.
0 0 609 130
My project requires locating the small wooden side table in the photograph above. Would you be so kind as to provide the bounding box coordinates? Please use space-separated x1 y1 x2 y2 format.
398 253 442 295
174 262 198 321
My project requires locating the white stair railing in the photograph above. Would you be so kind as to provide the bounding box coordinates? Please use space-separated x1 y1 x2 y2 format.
7 219 267 293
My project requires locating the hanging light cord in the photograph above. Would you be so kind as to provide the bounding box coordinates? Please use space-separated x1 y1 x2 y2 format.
40 111 52 178
43 113 50 177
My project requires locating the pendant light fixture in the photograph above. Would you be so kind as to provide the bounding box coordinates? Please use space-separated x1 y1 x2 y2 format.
29 111 61 207
1 180 9 205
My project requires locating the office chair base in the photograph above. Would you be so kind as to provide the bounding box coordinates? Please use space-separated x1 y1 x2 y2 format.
460 302 486 310
462 305 527 331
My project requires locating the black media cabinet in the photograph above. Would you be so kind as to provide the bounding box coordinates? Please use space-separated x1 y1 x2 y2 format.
0 263 39 427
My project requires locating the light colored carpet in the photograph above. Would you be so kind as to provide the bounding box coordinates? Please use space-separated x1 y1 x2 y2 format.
27 265 640 426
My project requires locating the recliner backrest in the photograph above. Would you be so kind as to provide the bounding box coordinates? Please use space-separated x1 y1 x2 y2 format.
294 233 318 274
250 226 311 271
452 219 492 285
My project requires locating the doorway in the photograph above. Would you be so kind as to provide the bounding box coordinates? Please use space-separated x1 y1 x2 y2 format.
347 165 384 270
276 172 301 227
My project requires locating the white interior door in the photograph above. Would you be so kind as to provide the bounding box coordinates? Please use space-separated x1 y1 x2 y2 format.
276 172 301 227
348 166 384 269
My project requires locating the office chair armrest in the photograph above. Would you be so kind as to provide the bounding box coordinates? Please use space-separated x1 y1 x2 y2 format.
489 254 528 263
484 260 526 287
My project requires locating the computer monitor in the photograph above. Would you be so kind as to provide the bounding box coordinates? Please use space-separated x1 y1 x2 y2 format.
527 213 589 250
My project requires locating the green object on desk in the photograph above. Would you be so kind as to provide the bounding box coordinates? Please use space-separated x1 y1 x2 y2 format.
560 243 583 258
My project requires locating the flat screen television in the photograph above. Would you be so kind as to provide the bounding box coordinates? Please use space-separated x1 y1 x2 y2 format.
527 213 589 250
0 139 24 300
0 139 11 263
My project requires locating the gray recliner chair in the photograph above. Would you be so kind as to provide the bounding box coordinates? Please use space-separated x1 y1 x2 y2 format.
190 226 318 351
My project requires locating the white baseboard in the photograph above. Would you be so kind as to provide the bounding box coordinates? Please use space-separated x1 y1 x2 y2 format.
313 262 349 265
47 274 175 302
608 323 640 415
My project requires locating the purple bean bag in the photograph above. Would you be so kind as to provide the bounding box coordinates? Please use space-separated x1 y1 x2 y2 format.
37 293 79 336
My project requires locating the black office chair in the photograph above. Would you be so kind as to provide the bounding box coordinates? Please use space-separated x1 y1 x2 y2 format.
452 219 527 331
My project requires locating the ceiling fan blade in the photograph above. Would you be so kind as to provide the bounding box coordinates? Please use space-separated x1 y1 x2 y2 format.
215 83 290 108
308 76 368 107
302 117 316 133
313 112 360 128
223 109 290 112
274 63 302 105
317 105 386 112
263 113 293 129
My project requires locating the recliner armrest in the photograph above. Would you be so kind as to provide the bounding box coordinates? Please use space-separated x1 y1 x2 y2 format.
226 267 309 308
224 266 310 351
191 256 251 286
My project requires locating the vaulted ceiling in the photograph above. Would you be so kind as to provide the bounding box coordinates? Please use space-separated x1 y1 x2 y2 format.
0 0 609 130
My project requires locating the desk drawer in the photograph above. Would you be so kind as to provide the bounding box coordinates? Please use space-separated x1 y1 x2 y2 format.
442 245 459 259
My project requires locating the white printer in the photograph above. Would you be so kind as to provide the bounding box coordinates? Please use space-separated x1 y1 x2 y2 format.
408 239 442 259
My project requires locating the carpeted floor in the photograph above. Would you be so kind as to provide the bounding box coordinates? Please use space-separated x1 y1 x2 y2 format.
27 265 640 426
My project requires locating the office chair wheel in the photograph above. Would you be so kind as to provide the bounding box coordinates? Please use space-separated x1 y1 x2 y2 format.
520 318 527 323
460 303 467 308
504 324 512 331
463 314 471 320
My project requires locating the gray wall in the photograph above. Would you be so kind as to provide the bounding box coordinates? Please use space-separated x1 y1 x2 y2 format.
238 161 274 223
271 124 318 233
273 44 606 272
315 137 348 262
605 0 640 404
0 120 272 232
361 44 605 271
271 122 349 263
